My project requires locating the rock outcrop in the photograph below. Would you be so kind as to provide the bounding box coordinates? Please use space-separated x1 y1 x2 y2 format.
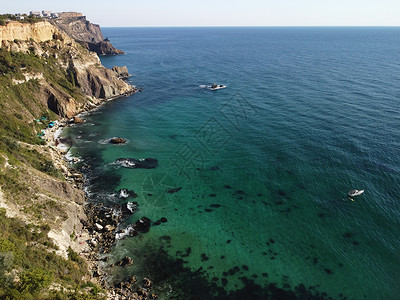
80 40 124 55
112 66 130 78
49 15 124 55
0 20 135 118
0 20 73 45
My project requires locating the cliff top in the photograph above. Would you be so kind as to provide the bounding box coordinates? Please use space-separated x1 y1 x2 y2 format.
57 12 83 18
0 15 124 55
0 20 73 45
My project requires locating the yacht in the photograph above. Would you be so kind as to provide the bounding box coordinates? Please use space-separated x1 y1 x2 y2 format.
348 189 364 197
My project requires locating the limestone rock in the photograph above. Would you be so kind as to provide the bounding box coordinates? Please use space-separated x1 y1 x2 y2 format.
49 16 124 55
82 40 125 55
1 20 136 118
73 116 84 123
0 21 73 45
50 15 103 44
95 223 103 231
104 225 115 232
116 256 133 267
112 66 130 78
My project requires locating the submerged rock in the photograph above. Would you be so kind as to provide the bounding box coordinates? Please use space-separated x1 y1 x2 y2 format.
116 256 133 267
143 277 152 288
166 187 182 194
110 137 127 144
134 217 152 233
115 158 158 169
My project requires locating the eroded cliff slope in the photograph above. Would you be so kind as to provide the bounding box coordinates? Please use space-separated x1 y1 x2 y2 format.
0 20 133 298
0 21 134 118
50 15 124 55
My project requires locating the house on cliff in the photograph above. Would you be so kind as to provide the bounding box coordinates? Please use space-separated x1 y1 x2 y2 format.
30 11 42 18
29 10 59 19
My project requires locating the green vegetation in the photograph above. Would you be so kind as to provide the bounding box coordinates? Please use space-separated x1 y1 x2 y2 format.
0 210 104 299
0 33 104 299
0 44 86 153
0 44 85 191
0 14 43 25
0 48 54 146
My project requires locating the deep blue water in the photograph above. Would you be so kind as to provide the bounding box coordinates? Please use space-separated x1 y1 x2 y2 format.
65 27 400 299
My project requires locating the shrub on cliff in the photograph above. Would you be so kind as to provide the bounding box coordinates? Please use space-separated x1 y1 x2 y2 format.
0 209 103 299
19 268 53 295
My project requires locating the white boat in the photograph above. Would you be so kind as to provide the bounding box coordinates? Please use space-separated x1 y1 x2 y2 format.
200 84 227 91
209 84 227 91
348 189 364 197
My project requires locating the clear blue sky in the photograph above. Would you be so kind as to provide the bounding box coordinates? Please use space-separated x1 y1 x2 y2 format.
1 0 400 27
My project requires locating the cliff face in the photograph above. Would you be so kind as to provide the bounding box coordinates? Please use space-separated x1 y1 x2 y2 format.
79 40 125 55
0 21 134 118
50 16 124 55
50 16 103 43
0 19 135 296
0 21 73 44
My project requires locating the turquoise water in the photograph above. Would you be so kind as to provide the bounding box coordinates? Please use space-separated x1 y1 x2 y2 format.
65 27 400 299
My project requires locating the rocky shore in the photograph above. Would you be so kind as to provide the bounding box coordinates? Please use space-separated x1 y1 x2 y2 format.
45 94 160 299
0 16 155 299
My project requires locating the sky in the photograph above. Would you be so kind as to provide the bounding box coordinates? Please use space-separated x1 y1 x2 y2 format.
1 0 400 27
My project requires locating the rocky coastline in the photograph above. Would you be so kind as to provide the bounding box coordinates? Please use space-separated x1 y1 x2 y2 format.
46 93 160 299
49 14 125 55
0 16 155 299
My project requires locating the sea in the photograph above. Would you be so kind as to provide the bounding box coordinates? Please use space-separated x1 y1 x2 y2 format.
62 27 400 299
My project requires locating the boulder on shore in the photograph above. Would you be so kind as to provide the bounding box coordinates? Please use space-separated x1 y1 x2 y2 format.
73 116 84 123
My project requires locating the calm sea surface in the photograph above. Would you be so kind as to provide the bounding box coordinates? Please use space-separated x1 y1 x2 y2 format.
64 27 400 299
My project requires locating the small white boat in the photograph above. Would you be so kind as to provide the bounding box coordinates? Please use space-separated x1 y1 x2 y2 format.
209 84 227 91
348 189 364 197
200 84 227 91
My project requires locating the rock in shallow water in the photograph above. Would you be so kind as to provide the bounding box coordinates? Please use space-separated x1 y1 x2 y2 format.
166 187 182 194
118 188 138 199
73 116 84 123
110 137 127 144
116 256 133 267
134 217 152 233
115 158 158 169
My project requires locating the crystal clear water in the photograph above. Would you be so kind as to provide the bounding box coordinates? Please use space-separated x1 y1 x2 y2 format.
64 27 400 299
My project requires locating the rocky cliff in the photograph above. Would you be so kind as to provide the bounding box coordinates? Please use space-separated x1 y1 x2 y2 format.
0 20 73 44
0 20 134 118
50 15 124 55
0 20 135 297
